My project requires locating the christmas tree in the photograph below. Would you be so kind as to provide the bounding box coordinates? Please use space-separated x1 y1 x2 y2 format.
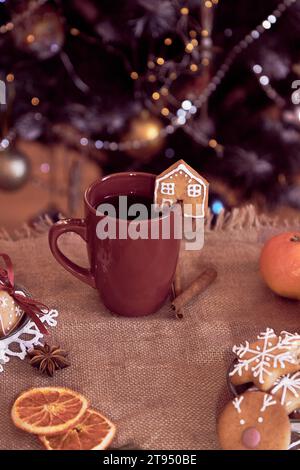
0 0 300 225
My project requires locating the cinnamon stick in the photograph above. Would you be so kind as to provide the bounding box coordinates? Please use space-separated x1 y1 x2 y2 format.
172 261 184 319
171 267 217 312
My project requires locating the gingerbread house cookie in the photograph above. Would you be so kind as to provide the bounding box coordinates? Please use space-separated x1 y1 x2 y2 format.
154 159 209 218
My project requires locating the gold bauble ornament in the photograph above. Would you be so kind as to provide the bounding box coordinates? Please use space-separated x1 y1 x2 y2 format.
0 147 31 191
122 113 165 160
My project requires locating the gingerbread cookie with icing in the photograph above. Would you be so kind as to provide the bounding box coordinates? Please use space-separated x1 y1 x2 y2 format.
154 159 209 218
217 391 291 450
229 328 300 391
0 291 25 338
270 371 300 414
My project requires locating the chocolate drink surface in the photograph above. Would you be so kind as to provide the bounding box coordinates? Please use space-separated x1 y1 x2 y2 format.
96 194 158 220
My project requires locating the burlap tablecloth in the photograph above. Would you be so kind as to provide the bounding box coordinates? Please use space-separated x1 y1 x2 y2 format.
0 207 299 450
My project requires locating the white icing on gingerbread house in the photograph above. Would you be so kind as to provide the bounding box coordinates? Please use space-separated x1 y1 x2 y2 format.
154 159 209 218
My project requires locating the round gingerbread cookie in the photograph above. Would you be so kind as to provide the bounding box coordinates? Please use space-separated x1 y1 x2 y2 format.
0 290 25 338
217 391 291 450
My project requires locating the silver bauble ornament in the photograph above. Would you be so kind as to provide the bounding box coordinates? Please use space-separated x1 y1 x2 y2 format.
0 147 31 191
13 5 64 60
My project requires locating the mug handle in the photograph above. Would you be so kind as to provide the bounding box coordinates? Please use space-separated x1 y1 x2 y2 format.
49 219 96 288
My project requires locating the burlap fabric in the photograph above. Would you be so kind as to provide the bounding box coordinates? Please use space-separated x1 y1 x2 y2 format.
0 206 299 450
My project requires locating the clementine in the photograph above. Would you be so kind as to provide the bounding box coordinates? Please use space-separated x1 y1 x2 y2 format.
260 232 300 300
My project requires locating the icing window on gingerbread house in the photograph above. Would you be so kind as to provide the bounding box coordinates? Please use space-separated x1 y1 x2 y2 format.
160 182 175 195
187 184 202 197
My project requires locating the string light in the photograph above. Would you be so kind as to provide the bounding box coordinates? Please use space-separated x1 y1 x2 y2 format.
205 1 213 8
26 34 35 44
80 137 88 146
160 87 169 96
6 73 14 82
180 7 189 15
152 92 160 101
70 28 80 36
31 97 40 106
209 139 218 148
185 43 194 53
202 58 210 66
130 71 139 80
164 38 172 46
161 107 170 116
156 57 165 65
56 0 296 155
189 30 197 38
252 63 286 107
212 200 224 215
148 74 156 82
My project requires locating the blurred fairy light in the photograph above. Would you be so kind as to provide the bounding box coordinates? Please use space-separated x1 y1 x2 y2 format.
164 38 172 46
252 62 286 108
181 100 192 111
80 137 89 146
253 64 262 74
165 148 175 159
180 7 189 15
95 140 104 149
262 20 271 29
211 200 224 215
259 75 270 86
0 138 9 149
6 73 14 82
251 30 260 39
40 162 50 173
31 97 40 106
177 108 186 117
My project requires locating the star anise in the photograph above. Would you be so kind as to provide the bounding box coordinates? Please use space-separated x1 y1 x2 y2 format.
28 343 70 377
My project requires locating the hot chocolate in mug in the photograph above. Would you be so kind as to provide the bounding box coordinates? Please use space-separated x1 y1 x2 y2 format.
49 172 180 317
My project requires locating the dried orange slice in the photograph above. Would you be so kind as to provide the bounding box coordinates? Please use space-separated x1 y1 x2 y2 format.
39 408 116 450
11 387 89 436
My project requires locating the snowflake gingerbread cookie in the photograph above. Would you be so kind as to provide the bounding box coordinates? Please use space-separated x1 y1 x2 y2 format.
217 391 291 450
229 328 300 391
0 290 25 338
270 371 300 414
154 159 209 218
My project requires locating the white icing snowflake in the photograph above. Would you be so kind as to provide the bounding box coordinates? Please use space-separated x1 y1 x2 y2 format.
271 372 300 407
229 328 300 385
0 308 58 372
15 305 23 317
0 296 8 308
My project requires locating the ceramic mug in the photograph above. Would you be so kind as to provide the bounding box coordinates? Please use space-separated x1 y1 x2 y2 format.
49 172 180 317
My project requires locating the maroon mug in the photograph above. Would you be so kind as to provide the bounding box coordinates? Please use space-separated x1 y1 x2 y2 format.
48 172 180 317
